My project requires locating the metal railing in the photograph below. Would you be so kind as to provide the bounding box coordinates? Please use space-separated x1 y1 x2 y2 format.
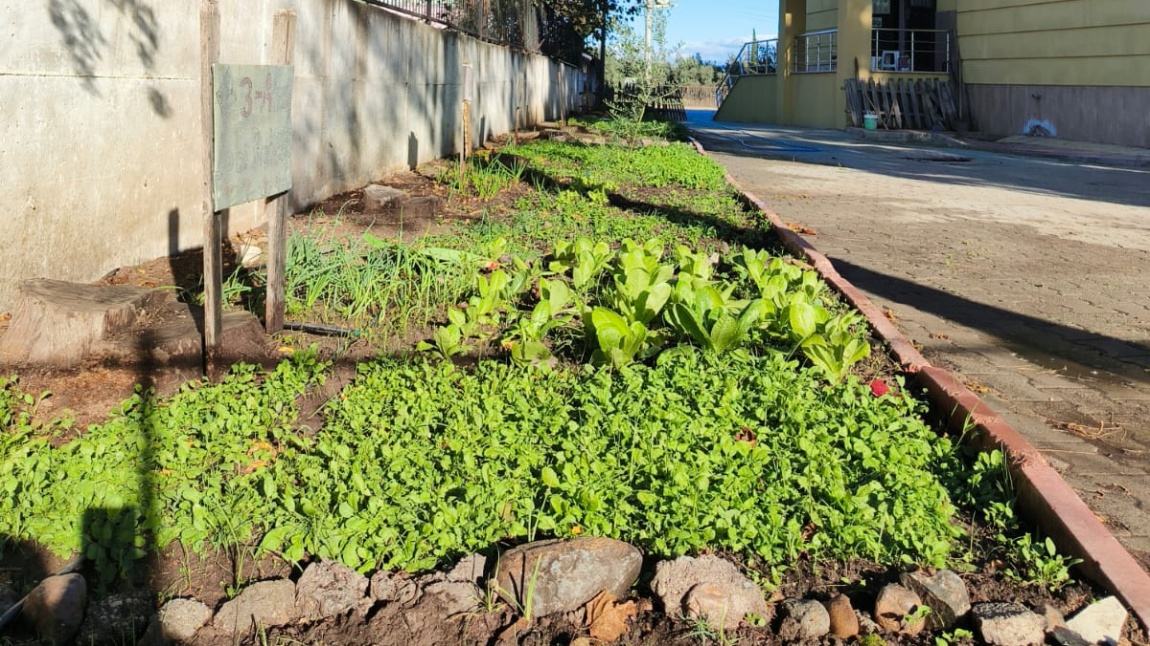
870 28 951 73
715 38 778 107
792 29 837 73
363 0 541 52
367 0 454 23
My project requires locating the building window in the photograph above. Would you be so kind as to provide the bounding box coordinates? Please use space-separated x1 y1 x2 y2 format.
870 0 949 73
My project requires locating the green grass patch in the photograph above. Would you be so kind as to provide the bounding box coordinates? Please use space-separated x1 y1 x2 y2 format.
1 352 962 578
0 120 1081 593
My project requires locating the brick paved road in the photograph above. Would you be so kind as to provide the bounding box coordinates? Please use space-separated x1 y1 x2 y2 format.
689 114 1150 565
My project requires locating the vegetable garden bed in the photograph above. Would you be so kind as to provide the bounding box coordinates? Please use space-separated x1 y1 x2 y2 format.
0 118 1119 645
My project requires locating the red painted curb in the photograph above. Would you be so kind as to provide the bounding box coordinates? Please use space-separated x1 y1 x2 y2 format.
690 137 1150 632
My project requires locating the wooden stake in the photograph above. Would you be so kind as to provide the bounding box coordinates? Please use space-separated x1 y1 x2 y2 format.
200 0 221 375
264 10 296 335
462 100 472 158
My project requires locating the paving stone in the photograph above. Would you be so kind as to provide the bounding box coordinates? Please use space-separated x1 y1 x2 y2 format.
1080 338 1150 360
1065 596 1128 645
964 370 1072 402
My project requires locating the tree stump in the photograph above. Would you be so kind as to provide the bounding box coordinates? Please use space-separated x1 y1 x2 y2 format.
0 279 158 367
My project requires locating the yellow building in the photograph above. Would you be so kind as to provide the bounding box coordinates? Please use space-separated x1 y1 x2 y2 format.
716 0 1150 148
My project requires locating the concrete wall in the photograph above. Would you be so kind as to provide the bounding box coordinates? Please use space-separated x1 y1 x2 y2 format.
956 0 1150 144
966 85 1150 147
714 76 780 123
0 0 584 313
789 73 840 128
806 0 838 32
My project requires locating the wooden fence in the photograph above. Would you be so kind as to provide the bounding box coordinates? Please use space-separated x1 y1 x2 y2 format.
844 77 959 131
678 85 717 108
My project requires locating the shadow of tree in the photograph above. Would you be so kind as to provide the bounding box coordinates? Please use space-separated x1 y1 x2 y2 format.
46 0 169 117
107 0 159 68
48 0 106 93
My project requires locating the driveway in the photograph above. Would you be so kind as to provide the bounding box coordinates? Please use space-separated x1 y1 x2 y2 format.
687 112 1150 565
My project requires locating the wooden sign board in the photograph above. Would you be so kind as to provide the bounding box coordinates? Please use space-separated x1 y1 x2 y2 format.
211 64 293 210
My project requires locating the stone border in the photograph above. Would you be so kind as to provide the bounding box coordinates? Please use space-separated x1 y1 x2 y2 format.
688 138 1150 634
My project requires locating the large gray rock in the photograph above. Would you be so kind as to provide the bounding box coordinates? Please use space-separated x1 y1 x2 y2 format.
874 583 924 635
824 594 859 639
295 560 369 621
157 598 212 643
212 580 298 634
75 591 152 645
972 602 1045 646
900 569 970 630
778 599 830 641
20 573 88 645
493 538 641 618
1065 596 1128 646
650 554 768 629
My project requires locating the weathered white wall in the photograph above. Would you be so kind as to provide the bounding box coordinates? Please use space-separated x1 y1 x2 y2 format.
0 0 585 312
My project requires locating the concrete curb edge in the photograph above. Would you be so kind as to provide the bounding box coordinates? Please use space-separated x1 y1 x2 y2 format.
688 137 1150 633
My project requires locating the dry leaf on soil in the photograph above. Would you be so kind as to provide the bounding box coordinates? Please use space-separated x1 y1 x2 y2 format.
786 221 818 235
585 590 637 642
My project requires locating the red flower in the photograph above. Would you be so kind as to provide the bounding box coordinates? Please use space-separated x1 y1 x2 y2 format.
869 379 890 397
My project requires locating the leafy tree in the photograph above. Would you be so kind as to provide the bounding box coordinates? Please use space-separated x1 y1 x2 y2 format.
539 0 644 70
668 54 723 85
604 7 674 88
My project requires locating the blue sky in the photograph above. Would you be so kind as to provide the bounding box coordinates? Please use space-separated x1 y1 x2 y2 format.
663 0 778 63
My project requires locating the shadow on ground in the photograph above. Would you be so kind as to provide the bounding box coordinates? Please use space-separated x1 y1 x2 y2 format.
829 257 1150 386
688 117 1150 209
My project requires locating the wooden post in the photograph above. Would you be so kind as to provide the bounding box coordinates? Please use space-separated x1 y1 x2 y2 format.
264 10 296 335
200 0 222 376
561 67 568 126
461 61 473 160
462 101 472 158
